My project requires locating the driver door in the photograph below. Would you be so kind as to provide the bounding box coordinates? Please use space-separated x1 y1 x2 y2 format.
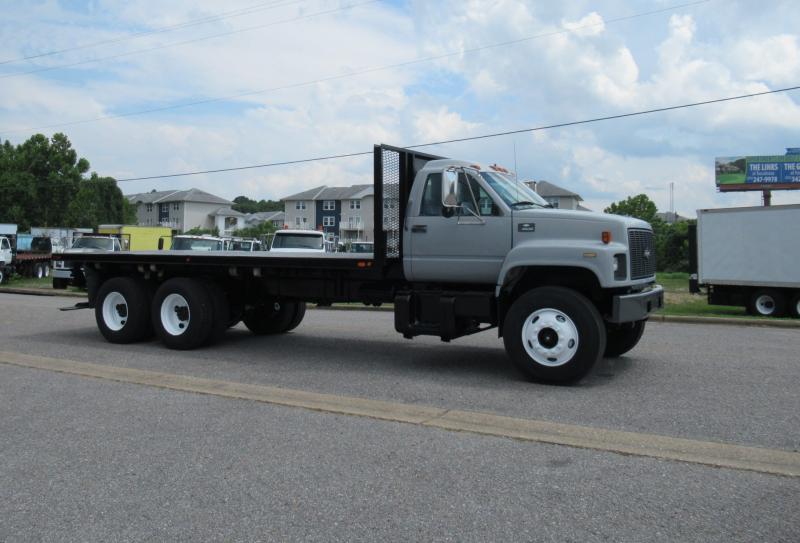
407 170 511 283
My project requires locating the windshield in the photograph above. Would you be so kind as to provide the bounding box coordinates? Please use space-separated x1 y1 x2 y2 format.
72 237 115 250
272 233 324 250
479 172 550 209
350 243 373 253
170 238 223 251
231 241 258 251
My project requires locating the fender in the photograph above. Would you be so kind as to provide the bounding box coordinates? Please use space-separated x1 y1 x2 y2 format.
495 238 627 296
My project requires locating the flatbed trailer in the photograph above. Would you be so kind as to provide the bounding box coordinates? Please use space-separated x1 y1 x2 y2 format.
62 145 663 384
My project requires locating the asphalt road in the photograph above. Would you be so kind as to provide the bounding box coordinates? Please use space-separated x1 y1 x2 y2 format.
1 293 798 541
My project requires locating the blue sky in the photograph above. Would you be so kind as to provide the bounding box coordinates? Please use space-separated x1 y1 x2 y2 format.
1 0 799 215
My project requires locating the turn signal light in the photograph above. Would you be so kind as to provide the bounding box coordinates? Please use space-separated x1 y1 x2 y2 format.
602 231 612 244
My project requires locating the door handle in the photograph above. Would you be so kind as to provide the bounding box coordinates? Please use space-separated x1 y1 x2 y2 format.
411 224 427 233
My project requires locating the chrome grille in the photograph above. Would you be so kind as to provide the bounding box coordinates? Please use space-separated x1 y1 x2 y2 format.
628 229 656 279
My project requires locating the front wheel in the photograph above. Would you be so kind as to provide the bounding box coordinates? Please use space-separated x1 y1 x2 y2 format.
503 287 606 384
604 320 646 357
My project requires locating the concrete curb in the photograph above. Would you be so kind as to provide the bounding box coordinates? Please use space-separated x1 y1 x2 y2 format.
1 288 797 328
0 287 86 298
650 314 800 329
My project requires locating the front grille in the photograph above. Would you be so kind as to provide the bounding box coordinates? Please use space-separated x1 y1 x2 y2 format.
628 229 656 279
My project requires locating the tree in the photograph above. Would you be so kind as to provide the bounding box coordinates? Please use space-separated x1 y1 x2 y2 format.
0 133 127 229
604 194 659 223
232 195 282 214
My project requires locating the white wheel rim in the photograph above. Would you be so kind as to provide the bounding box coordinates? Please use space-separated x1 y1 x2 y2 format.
44 265 50 277
521 308 580 367
161 293 190 336
755 295 775 315
102 291 128 331
36 266 43 279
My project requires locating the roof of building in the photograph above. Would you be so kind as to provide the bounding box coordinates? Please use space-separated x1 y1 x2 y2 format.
210 206 245 218
126 188 232 206
245 211 285 221
281 184 373 202
529 180 584 201
280 185 328 202
656 211 688 223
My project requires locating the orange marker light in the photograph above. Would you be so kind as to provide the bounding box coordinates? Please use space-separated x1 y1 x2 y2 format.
602 231 612 244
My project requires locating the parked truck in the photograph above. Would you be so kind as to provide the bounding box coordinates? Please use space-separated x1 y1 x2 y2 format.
689 204 800 318
0 228 54 279
60 145 663 383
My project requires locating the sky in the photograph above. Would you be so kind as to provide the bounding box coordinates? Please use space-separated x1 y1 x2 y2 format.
1 0 799 217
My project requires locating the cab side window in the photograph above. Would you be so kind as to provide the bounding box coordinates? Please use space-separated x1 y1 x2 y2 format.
469 177 500 216
420 173 443 216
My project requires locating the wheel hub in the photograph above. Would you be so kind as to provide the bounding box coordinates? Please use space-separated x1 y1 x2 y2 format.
521 309 579 367
101 291 128 331
755 295 775 315
161 293 191 336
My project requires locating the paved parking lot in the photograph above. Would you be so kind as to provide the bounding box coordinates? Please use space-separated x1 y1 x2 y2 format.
1 293 799 541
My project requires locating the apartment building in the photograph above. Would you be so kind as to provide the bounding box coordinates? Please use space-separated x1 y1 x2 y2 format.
126 188 244 235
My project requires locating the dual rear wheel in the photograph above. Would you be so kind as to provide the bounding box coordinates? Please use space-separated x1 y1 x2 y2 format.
94 277 306 349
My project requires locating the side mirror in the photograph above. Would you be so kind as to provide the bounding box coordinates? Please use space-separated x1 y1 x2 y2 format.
442 170 459 207
158 238 164 250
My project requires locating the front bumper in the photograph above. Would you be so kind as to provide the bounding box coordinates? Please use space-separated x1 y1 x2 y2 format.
608 285 664 323
52 268 73 280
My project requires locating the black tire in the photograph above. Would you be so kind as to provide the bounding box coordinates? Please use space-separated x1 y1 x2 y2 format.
152 278 214 350
604 320 646 357
747 289 787 318
789 291 800 319
243 299 302 335
52 277 68 289
0 267 5 284
43 263 50 278
503 287 606 384
199 279 230 345
94 277 153 344
34 263 44 279
285 302 307 332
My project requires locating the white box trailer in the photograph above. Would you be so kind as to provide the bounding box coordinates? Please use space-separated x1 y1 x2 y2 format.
696 204 800 317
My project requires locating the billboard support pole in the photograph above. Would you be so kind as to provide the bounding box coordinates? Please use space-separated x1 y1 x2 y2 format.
762 189 771 207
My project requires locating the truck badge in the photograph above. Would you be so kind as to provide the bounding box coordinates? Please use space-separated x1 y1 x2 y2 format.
518 223 536 233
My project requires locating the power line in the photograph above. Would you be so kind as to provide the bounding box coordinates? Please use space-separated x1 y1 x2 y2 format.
0 0 378 80
113 85 800 182
0 0 309 66
0 0 710 134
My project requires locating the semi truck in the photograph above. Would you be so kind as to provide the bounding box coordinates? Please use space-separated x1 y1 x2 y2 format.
690 204 800 318
60 145 663 384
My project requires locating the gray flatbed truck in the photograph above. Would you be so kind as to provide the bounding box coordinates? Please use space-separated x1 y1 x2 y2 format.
62 145 663 383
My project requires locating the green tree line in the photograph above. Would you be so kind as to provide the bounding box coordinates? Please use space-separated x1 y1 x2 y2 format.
0 133 135 231
605 194 693 272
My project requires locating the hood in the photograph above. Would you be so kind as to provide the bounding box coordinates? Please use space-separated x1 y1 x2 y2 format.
513 208 652 230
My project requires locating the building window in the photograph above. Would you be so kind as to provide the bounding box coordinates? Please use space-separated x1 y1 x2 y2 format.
296 201 306 210
348 216 362 229
323 200 335 211
323 216 335 227
172 202 179 211
350 200 361 210
295 217 301 227
146 203 153 213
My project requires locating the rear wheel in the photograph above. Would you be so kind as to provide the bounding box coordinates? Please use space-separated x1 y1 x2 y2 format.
748 289 786 317
243 299 305 335
152 278 214 350
0 267 5 284
604 320 646 357
790 291 800 319
95 277 153 344
503 287 605 384
200 279 230 345
34 263 44 279
43 264 50 277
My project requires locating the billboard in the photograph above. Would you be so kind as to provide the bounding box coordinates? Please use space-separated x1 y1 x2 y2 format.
715 149 800 192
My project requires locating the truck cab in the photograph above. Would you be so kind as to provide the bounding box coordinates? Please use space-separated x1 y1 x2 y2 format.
0 236 12 283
